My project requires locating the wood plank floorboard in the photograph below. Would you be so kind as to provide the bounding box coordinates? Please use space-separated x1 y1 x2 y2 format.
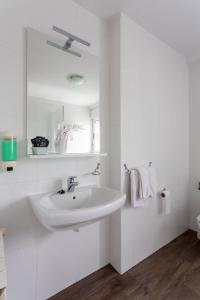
49 230 200 300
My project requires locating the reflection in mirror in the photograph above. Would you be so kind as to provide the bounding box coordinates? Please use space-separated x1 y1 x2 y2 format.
27 28 100 155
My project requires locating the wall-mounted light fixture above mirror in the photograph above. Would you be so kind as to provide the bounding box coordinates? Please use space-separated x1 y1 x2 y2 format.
27 28 104 158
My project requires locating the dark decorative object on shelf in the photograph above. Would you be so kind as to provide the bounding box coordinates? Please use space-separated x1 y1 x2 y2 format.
31 136 49 148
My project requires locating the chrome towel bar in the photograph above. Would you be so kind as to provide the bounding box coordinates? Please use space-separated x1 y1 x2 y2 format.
124 162 152 173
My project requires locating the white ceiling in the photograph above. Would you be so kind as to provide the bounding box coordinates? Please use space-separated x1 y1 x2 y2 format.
73 0 200 63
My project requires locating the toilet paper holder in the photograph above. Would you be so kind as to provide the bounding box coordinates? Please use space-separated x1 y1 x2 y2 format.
160 188 167 198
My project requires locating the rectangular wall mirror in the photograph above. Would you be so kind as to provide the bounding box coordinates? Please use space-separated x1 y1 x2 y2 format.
27 28 100 156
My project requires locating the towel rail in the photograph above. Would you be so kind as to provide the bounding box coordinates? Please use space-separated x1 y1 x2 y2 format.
124 162 152 173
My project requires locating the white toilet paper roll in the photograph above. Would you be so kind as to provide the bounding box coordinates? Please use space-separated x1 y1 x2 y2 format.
160 189 171 215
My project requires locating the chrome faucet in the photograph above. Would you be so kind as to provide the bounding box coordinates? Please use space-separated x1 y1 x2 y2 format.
67 176 79 192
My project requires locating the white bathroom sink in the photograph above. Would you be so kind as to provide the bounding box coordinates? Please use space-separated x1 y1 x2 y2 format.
29 185 126 231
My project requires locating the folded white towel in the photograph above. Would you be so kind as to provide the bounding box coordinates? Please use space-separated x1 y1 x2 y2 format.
130 166 157 208
130 169 145 207
137 166 151 199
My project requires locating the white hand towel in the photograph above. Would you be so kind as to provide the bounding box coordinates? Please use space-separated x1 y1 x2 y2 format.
130 169 145 207
137 166 151 199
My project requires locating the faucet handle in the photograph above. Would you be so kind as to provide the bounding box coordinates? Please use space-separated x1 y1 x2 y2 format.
91 163 101 175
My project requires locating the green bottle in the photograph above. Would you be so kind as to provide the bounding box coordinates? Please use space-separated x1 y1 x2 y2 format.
2 133 17 161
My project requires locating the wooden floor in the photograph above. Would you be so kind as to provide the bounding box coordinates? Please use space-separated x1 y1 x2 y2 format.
49 230 200 300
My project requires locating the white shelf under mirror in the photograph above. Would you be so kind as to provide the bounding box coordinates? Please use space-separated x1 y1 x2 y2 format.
28 153 108 159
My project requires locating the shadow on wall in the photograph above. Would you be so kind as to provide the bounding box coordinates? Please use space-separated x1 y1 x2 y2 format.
122 171 130 208
98 217 110 266
0 197 51 249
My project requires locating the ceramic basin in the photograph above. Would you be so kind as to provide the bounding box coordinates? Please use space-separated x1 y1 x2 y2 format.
29 185 126 231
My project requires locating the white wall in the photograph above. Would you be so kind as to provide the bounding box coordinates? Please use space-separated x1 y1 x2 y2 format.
110 14 189 273
0 1 110 299
189 62 200 230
